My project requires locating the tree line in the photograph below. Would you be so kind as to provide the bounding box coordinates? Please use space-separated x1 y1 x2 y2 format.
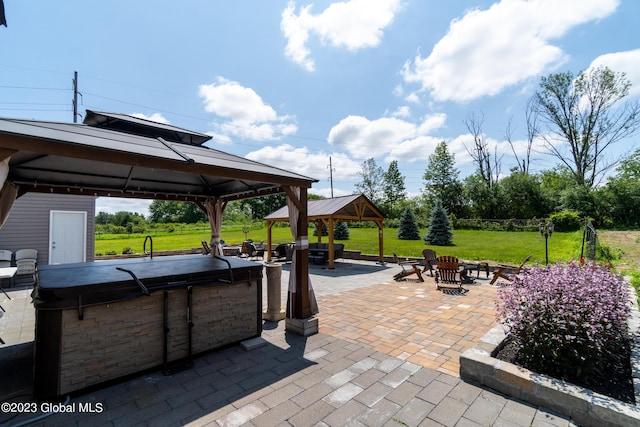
357 66 640 229
97 66 640 232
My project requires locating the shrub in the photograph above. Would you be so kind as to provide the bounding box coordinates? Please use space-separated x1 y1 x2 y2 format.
549 211 582 232
496 264 631 381
122 247 134 254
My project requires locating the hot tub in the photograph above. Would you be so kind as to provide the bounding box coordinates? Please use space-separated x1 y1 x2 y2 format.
32 255 263 400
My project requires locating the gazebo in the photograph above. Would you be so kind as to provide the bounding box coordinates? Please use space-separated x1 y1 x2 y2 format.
264 194 385 269
0 112 320 327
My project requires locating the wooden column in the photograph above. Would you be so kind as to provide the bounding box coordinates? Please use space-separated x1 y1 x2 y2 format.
294 187 311 319
377 220 384 264
328 217 335 269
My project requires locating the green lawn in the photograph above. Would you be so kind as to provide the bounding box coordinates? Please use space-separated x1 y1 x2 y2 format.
96 225 583 266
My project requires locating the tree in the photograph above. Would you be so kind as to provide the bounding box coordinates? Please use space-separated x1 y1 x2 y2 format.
505 98 538 174
149 201 205 223
240 194 287 220
381 160 406 219
424 199 453 246
397 207 421 240
462 173 502 219
355 158 384 204
533 66 640 188
334 221 350 240
600 149 640 227
463 112 502 189
423 141 465 216
499 171 551 219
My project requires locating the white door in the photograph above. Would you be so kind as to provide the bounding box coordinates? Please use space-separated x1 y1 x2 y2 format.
49 211 87 264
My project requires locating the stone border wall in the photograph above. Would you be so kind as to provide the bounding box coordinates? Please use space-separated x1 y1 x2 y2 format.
460 287 640 427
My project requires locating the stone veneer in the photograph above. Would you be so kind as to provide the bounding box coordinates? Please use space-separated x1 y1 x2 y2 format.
45 280 259 396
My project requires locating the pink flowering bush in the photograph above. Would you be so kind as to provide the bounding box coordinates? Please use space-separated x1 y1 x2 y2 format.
496 263 631 381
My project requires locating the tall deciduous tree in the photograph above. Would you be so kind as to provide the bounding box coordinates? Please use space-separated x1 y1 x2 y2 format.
423 141 465 216
533 66 640 188
355 158 384 204
382 160 406 219
463 112 501 189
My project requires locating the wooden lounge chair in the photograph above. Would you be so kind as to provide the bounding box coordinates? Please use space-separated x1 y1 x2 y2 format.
392 252 424 282
490 255 532 285
201 241 212 255
421 249 437 276
435 255 467 292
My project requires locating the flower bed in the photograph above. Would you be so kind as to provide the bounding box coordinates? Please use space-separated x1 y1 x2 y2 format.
460 264 640 426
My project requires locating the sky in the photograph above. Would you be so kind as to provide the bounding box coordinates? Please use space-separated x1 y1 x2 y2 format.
1 0 639 217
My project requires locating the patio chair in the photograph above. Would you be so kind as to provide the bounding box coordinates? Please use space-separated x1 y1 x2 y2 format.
421 249 437 276
15 249 37 285
0 250 12 268
435 255 467 292
240 241 264 260
201 240 212 255
490 255 532 285
392 252 424 282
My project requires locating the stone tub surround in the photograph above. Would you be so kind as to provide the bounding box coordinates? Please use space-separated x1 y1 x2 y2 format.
460 289 640 427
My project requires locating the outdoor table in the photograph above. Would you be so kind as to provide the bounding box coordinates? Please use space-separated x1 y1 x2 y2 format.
462 261 490 278
0 266 17 299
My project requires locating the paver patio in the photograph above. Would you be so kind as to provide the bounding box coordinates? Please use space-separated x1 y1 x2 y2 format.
0 259 576 426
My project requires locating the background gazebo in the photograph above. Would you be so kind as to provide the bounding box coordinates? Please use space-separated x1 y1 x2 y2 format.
265 194 385 269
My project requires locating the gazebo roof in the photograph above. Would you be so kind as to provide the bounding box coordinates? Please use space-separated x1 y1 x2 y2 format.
265 194 384 222
0 115 317 202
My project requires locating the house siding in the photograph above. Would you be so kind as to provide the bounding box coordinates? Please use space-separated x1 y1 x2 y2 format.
0 193 95 266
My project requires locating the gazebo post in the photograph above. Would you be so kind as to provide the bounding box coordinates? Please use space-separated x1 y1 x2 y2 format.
266 220 273 262
284 186 318 336
328 217 335 269
377 219 384 264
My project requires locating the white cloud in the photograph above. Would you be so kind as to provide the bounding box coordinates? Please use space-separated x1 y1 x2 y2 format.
245 144 361 180
281 0 402 71
391 106 411 118
130 112 170 124
198 77 297 141
327 113 448 162
402 0 619 103
587 49 640 98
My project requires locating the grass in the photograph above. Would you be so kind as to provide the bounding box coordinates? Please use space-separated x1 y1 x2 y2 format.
96 224 583 266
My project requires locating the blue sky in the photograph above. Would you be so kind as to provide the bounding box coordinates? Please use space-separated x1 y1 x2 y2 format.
1 0 639 217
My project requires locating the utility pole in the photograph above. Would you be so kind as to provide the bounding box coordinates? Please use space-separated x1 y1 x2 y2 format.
327 156 335 198
72 71 80 123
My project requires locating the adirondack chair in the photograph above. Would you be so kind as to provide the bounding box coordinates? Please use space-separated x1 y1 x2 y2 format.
392 252 424 282
490 255 532 285
421 249 437 276
435 255 467 292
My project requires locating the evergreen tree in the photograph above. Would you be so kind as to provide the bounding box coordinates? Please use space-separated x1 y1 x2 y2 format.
382 160 406 219
334 221 350 240
423 141 465 216
397 207 421 240
424 199 453 246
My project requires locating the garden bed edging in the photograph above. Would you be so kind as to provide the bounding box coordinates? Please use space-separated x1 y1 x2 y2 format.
460 285 640 427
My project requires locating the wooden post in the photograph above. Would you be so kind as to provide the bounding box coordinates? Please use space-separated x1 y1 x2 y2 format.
294 187 311 319
378 220 384 264
328 217 335 269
